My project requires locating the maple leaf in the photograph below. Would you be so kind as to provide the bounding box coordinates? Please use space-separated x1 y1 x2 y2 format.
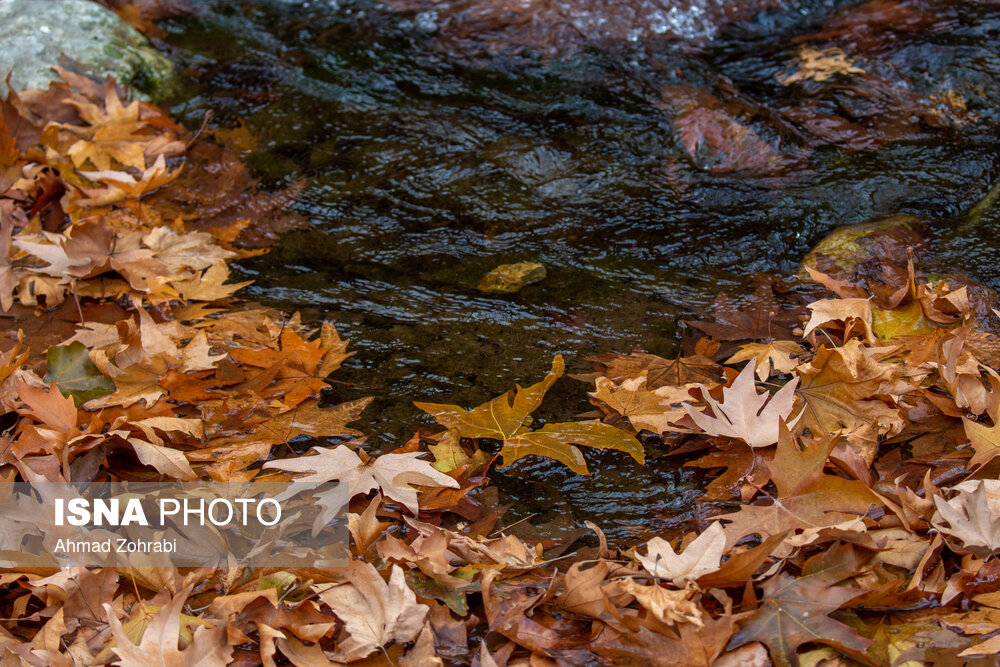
0 215 17 311
932 480 1000 557
939 326 989 415
190 397 373 481
428 430 489 473
685 440 772 501
104 586 233 667
801 297 875 344
621 579 702 626
500 419 646 474
416 355 644 475
686 285 798 341
964 373 1000 468
794 339 905 449
728 560 872 667
0 330 29 387
141 226 236 275
726 340 803 381
684 363 798 447
67 121 149 171
170 262 251 301
636 522 726 587
714 428 880 548
63 80 143 130
230 328 331 408
263 443 459 527
585 351 723 387
314 561 429 662
76 155 183 207
590 373 696 434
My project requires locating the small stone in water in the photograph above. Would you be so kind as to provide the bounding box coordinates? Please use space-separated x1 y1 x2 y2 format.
477 262 547 293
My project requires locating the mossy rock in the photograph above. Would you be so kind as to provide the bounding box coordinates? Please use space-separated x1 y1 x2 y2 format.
0 0 177 100
800 215 924 277
477 262 547 294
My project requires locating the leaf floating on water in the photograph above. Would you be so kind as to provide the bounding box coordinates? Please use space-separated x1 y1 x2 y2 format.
417 354 644 475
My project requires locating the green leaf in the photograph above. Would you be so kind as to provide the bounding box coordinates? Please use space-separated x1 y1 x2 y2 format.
44 342 115 407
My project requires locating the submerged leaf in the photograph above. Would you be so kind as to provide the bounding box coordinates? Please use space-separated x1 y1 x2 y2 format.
44 341 115 406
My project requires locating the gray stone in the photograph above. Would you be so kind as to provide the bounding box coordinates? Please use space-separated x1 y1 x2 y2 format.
0 0 176 98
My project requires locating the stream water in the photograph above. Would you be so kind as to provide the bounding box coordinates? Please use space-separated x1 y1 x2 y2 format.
158 0 1000 545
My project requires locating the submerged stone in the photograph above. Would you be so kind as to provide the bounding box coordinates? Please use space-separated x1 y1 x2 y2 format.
477 262 547 294
801 215 924 276
0 0 176 98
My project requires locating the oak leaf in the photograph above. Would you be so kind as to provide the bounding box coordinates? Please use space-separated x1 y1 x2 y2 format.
685 362 798 447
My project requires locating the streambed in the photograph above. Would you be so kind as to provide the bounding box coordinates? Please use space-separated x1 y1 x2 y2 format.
157 0 1000 544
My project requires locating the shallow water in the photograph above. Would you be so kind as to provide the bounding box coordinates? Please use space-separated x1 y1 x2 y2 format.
160 0 1000 544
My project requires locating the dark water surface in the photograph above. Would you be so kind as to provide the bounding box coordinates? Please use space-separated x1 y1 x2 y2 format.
159 0 1000 544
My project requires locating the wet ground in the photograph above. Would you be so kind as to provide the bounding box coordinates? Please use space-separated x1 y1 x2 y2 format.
158 0 1000 544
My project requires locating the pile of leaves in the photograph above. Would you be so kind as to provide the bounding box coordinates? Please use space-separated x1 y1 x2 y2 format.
8 67 1000 667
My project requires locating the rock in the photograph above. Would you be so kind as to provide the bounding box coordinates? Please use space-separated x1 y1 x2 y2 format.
477 262 547 294
0 0 176 98
800 215 924 277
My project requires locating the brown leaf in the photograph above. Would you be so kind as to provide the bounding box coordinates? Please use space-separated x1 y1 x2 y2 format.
315 561 429 662
728 564 872 667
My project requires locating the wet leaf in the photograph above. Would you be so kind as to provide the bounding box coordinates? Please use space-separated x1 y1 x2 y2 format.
417 355 644 475
44 341 115 406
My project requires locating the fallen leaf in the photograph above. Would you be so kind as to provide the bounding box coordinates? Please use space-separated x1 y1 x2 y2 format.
636 522 726 587
315 561 429 662
417 355 644 475
263 444 459 524
44 341 115 406
727 341 804 381
685 363 799 447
